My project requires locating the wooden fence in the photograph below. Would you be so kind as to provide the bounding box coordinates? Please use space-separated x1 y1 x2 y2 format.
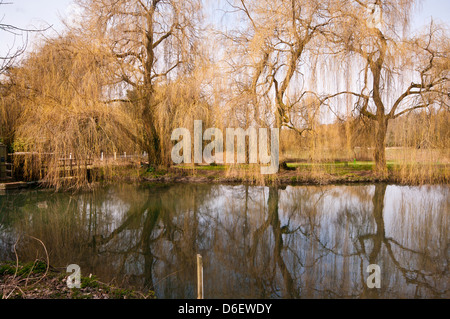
8 152 147 180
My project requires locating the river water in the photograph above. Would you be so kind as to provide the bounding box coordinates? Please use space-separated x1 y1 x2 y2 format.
0 183 448 298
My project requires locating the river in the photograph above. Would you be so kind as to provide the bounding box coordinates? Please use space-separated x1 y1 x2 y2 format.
0 183 448 298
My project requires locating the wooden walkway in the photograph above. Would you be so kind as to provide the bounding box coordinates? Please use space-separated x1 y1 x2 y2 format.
0 181 28 190
0 152 145 189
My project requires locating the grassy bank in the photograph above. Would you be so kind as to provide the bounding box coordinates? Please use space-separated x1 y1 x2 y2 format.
6 159 447 191
129 160 449 186
0 261 155 299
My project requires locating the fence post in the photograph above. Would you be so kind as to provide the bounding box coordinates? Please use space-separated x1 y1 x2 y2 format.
69 153 73 175
197 254 203 299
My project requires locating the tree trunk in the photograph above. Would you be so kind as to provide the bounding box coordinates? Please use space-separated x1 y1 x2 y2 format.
147 130 162 166
373 117 388 178
268 187 299 298
362 183 387 298
142 96 163 166
142 199 161 291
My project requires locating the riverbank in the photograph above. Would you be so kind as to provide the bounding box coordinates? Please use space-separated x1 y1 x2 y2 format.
0 261 155 299
2 160 448 192
127 161 449 186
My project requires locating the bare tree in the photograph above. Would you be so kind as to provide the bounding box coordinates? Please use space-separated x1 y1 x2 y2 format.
11 34 138 189
0 1 52 151
0 0 50 75
0 0 26 74
74 0 203 166
323 0 449 176
224 0 334 134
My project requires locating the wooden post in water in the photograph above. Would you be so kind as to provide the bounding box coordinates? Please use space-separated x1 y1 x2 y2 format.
197 254 203 299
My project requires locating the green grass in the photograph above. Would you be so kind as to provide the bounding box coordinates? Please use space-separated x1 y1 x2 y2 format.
285 160 398 179
139 167 169 178
176 164 227 170
139 160 447 184
81 275 101 289
0 260 48 276
286 160 397 170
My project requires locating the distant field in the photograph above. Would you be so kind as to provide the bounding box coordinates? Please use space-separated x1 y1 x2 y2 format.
281 147 450 164
170 157 448 184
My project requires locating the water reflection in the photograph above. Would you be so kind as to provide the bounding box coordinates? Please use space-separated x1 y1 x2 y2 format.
0 183 448 298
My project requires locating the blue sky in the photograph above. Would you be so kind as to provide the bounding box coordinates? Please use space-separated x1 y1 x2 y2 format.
1 0 449 57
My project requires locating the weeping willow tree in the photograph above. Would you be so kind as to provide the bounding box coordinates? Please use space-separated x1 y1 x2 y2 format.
11 34 139 189
72 0 204 166
225 0 448 176
225 0 332 134
0 0 50 151
323 0 449 177
0 67 25 152
125 66 214 166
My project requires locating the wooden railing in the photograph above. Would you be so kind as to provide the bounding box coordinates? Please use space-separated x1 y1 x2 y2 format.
6 152 147 180
5 162 13 178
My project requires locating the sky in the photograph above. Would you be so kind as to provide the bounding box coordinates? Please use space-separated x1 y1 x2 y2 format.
0 0 449 59
0 0 74 57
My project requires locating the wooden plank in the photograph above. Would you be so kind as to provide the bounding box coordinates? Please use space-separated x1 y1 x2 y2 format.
0 182 27 190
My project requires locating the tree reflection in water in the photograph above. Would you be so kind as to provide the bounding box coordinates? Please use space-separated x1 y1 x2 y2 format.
0 183 448 298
